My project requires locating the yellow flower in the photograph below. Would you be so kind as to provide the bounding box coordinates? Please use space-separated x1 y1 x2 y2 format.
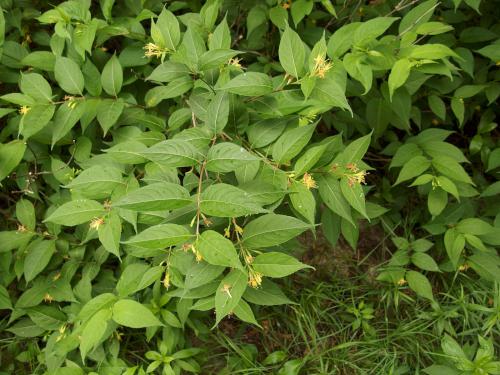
244 254 254 265
248 269 262 288
17 224 28 233
311 55 333 79
302 173 317 190
221 283 233 298
144 42 164 58
397 278 407 286
89 217 104 230
19 106 30 115
228 57 243 69
347 170 368 187
43 293 54 303
163 272 171 289
281 0 292 9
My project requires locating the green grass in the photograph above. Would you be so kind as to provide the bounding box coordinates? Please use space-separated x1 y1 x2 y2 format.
201 268 500 374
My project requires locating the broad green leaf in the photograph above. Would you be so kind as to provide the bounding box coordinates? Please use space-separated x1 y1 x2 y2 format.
337 132 372 165
206 91 229 134
272 124 316 164
317 175 354 225
444 229 465 268
340 177 368 220
44 200 105 226
220 72 273 96
124 224 193 249
112 299 163 328
113 182 191 211
80 308 111 360
78 293 118 322
289 180 316 225
21 51 56 71
353 17 398 46
247 118 288 148
198 49 239 70
427 187 447 216
209 16 231 50
456 218 493 235
411 252 440 272
185 262 225 290
0 140 26 182
279 26 305 78
394 155 431 185
96 98 125 135
145 76 193 107
200 183 266 217
432 156 473 185
19 104 55 139
16 199 35 231
156 8 180 51
198 230 242 268
27 305 66 330
428 95 446 120
54 56 84 95
98 211 122 257
20 73 52 102
206 142 259 172
406 270 434 301
215 269 248 325
101 55 123 96
24 240 56 282
388 59 411 100
399 0 438 34
327 22 361 58
242 214 310 248
141 139 201 167
51 100 86 147
409 44 458 59
116 263 161 297
243 279 294 306
253 252 312 278
233 299 260 326
146 61 190 82
294 144 327 176
65 165 123 199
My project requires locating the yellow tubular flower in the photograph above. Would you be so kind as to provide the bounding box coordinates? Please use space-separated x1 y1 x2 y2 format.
311 55 333 79
89 217 104 230
248 269 263 288
19 106 31 115
302 173 317 190
143 42 164 58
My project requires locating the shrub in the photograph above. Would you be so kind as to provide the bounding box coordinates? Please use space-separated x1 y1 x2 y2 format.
0 0 499 373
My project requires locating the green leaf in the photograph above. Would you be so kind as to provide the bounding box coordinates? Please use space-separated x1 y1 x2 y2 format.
20 73 52 102
112 299 163 328
411 252 440 272
184 262 225 290
406 270 434 301
317 175 354 225
200 183 266 217
98 211 122 257
209 16 231 50
427 187 447 216
80 308 111 360
146 61 190 83
220 72 273 96
0 286 12 310
233 299 260 326
145 76 193 107
198 230 242 268
399 0 438 34
444 229 464 268
155 8 180 50
327 22 360 58
24 240 56 282
340 177 368 220
0 140 26 182
432 155 473 185
243 279 294 306
124 224 193 249
242 214 310 248
253 252 312 278
16 199 36 231
54 56 84 95
199 49 239 70
206 91 229 134
44 199 105 226
116 263 163 297
294 144 328 176
337 132 372 165
272 123 316 164
21 51 55 71
279 26 305 78
101 54 123 97
96 99 124 135
394 155 431 185
428 95 446 120
141 139 201 167
51 100 86 147
409 44 458 60
456 218 493 235
215 269 248 325
19 104 55 139
353 17 398 46
388 59 411 100
206 142 259 172
113 182 192 211
289 180 316 225
65 165 123 199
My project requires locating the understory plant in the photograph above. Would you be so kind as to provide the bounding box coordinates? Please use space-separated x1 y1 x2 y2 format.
0 0 499 373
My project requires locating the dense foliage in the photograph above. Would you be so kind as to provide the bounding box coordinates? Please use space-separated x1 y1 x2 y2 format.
0 0 499 373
